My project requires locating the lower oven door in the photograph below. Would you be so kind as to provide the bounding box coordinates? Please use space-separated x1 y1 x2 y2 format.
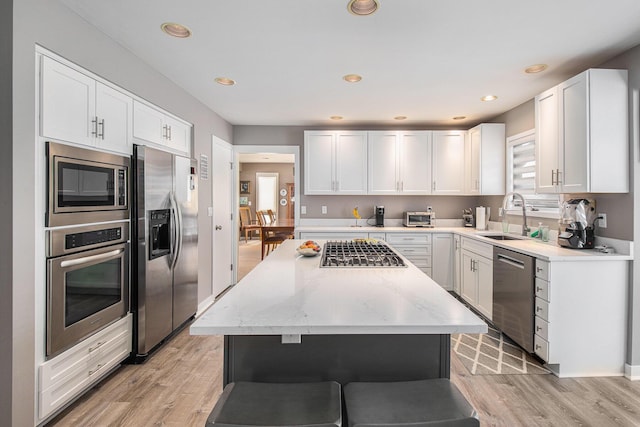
46 242 129 358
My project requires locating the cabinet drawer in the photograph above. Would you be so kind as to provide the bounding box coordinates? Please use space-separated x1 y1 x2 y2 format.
535 316 549 340
393 245 432 257
403 256 431 268
386 233 432 245
40 315 130 391
534 334 549 362
535 297 549 322
368 233 386 241
461 237 492 259
535 259 549 281
421 267 433 277
535 278 550 302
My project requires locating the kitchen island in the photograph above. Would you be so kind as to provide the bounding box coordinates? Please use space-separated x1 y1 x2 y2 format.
191 239 487 385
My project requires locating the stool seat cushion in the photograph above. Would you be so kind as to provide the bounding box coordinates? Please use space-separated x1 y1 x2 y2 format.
206 381 342 427
343 379 479 427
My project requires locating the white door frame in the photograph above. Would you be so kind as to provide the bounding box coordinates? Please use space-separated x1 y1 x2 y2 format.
232 145 300 282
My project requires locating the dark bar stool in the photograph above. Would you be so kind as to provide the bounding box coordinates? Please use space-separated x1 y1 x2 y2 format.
343 379 479 427
206 381 342 427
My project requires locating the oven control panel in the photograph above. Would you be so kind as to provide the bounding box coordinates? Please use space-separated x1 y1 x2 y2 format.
65 227 122 250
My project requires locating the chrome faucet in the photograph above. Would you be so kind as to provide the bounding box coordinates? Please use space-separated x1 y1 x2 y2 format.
502 192 530 236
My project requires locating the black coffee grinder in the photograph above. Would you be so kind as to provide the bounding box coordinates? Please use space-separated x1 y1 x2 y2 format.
375 206 385 227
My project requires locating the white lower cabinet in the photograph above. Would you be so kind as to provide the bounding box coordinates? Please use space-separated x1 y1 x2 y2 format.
532 258 628 377
460 238 493 320
39 314 132 420
431 233 453 291
386 233 433 277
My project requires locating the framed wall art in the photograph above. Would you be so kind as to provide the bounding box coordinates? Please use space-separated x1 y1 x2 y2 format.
240 181 250 194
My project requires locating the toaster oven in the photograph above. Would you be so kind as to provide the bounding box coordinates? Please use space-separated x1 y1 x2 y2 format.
403 211 435 227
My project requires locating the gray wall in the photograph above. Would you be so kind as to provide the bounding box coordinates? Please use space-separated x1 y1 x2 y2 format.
234 125 484 221
12 0 231 424
1 0 12 424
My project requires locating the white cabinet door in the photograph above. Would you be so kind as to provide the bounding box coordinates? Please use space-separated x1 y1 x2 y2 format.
133 100 166 145
95 82 132 155
559 73 589 193
304 131 335 194
335 131 368 194
165 116 191 155
453 234 461 295
368 131 399 195
535 86 560 193
432 234 453 291
460 250 476 305
466 127 481 194
399 131 432 194
432 131 465 194
40 56 96 146
476 255 493 320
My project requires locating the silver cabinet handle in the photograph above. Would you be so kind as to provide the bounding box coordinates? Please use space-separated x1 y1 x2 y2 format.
551 169 556 185
98 118 105 139
536 266 543 272
89 364 105 376
536 286 543 292
168 125 172 141
432 181 436 191
556 169 562 185
535 344 542 351
536 306 543 312
536 326 542 332
91 116 98 136
89 341 106 352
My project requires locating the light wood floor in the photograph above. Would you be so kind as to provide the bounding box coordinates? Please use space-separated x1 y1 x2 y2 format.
48 241 640 426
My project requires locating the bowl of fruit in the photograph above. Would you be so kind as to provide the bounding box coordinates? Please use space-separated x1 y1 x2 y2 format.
297 240 321 257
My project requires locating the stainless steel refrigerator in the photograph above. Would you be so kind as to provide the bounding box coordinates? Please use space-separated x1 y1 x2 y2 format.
132 144 198 361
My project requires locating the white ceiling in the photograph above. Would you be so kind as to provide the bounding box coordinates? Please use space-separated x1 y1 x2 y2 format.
60 0 640 127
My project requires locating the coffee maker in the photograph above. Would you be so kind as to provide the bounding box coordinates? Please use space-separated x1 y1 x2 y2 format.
558 199 596 249
375 206 385 227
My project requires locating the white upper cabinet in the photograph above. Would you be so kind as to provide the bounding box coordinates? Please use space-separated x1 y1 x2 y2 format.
465 123 505 195
535 69 629 193
132 101 192 156
432 131 466 195
40 56 133 155
368 131 432 195
304 131 367 195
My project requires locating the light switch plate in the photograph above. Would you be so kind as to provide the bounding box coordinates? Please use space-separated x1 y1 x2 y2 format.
207 207 213 217
301 206 307 214
322 206 327 214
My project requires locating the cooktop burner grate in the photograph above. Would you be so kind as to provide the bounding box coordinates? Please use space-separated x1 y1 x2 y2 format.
320 241 407 268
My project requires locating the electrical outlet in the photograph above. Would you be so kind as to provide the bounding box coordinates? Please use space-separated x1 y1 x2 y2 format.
598 213 607 228
301 205 307 215
321 206 327 214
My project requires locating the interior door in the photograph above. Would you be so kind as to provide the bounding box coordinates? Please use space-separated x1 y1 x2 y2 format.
212 137 233 297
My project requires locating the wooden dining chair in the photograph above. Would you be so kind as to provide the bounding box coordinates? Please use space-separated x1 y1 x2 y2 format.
239 207 261 242
256 210 286 259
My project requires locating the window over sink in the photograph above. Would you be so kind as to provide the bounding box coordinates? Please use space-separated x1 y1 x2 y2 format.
506 129 560 218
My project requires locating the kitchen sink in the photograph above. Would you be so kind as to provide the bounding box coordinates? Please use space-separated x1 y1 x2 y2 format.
482 234 524 241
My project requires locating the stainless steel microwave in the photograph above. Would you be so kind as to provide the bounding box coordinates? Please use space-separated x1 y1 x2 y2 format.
403 211 435 227
47 142 130 227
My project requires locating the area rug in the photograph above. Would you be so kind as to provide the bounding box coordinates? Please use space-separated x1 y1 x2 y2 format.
452 326 550 375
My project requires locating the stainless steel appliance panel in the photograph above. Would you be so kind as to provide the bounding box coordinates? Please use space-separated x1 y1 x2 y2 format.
492 247 535 353
46 141 129 227
134 146 174 356
172 156 198 329
46 241 129 358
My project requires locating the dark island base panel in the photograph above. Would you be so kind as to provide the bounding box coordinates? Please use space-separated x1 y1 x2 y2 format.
224 334 450 386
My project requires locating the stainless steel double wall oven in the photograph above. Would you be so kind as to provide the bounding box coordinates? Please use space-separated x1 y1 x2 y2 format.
45 142 130 358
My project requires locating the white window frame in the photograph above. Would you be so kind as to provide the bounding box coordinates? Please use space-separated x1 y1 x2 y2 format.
505 129 560 219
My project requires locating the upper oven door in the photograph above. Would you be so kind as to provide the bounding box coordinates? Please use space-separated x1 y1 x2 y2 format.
47 142 130 227
46 242 129 358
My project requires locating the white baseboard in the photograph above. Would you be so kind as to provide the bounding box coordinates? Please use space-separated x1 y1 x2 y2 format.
625 363 640 380
196 295 215 318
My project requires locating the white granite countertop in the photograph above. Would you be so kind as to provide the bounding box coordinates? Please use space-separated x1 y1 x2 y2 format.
296 224 633 262
191 239 488 336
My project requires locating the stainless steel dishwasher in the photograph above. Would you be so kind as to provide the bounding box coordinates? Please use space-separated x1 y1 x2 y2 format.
493 247 535 353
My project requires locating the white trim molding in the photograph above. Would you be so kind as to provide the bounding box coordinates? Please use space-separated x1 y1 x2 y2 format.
625 363 640 380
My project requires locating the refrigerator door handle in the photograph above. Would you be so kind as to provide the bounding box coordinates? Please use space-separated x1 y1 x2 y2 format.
170 191 184 269
169 192 179 270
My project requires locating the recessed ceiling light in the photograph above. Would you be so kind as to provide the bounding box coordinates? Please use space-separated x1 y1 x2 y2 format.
481 95 498 102
347 0 379 16
161 22 192 38
215 77 236 86
343 74 362 83
394 116 407 121
330 116 344 120
525 64 548 74
452 116 466 120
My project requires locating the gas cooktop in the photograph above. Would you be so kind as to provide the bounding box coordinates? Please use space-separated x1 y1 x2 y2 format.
320 241 407 268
